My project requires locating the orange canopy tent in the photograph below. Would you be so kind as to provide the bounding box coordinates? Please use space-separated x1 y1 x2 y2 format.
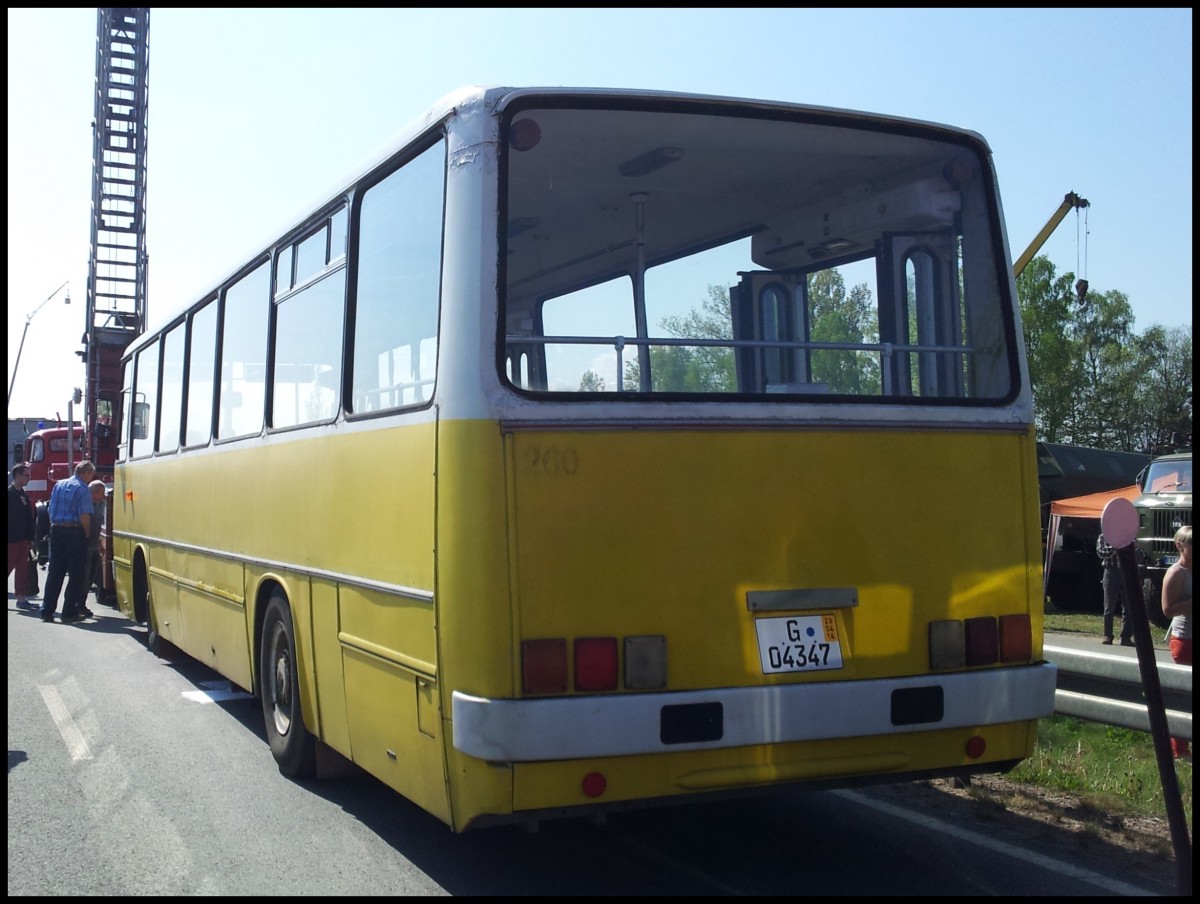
1043 484 1140 594
1049 484 1141 518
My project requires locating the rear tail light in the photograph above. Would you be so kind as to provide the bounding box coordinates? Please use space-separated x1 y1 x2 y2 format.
574 637 618 691
929 620 965 670
964 617 999 666
998 614 1032 661
522 638 567 695
930 614 1032 670
624 635 667 689
521 634 667 693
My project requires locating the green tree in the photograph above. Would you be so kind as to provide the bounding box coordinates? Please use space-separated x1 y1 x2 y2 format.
624 275 882 394
624 285 735 391
1018 253 1192 453
1016 255 1082 442
578 370 605 391
1131 324 1193 452
1071 286 1136 447
807 269 880 394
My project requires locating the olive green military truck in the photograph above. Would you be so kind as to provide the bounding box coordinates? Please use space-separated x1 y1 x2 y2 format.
1134 450 1192 627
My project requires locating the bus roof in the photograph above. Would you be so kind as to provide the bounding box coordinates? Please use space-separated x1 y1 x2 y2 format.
123 85 992 362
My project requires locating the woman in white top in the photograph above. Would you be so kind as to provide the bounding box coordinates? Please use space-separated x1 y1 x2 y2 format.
1160 524 1192 760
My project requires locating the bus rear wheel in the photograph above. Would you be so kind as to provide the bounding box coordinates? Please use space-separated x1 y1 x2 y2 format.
260 591 317 778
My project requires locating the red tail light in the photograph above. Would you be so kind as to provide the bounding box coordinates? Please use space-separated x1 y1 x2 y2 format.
998 614 1032 661
964 616 999 666
522 639 567 695
574 637 618 691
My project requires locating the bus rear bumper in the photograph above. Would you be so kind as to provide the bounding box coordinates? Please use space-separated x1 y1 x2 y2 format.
452 662 1057 762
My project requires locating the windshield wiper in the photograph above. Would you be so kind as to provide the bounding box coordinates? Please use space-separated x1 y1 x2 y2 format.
1154 482 1189 493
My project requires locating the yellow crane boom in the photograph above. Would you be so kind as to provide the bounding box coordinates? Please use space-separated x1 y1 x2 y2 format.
1013 191 1089 278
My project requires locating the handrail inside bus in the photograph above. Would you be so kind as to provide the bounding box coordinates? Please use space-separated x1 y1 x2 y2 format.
507 333 979 395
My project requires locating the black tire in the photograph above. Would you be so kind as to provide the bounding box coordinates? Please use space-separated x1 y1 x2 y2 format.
132 555 149 623
146 588 164 655
1141 577 1170 630
260 591 317 778
34 503 50 566
144 586 179 657
134 557 170 655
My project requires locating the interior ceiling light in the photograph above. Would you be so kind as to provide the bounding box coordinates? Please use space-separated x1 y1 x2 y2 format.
809 238 856 259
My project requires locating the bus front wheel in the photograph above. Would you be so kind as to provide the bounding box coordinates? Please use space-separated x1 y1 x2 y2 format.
133 557 167 654
146 587 165 656
260 591 317 778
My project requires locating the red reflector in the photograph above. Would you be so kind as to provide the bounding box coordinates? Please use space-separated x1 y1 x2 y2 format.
574 637 618 691
999 614 1032 662
965 735 987 759
964 617 998 666
581 772 607 798
522 638 567 695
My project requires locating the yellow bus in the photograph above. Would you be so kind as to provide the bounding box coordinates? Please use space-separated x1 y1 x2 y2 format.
112 86 1056 831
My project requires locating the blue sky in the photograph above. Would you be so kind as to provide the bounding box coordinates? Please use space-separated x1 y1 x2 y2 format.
6 8 1193 417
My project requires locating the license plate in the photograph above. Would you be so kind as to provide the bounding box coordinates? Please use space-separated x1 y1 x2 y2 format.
755 614 843 674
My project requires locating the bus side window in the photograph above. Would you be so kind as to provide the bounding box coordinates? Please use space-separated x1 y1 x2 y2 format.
350 140 445 414
131 401 150 440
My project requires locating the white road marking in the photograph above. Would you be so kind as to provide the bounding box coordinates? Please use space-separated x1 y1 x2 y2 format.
38 684 93 761
182 680 252 704
831 788 1156 896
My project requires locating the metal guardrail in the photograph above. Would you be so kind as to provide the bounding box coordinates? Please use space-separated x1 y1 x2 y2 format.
1046 644 1192 741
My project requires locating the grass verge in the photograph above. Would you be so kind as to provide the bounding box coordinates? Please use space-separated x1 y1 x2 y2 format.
1043 601 1171 649
1009 716 1192 835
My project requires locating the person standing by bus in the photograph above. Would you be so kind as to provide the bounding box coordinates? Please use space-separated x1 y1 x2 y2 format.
1097 532 1133 646
8 464 38 610
39 459 96 624
1161 524 1192 760
85 479 107 609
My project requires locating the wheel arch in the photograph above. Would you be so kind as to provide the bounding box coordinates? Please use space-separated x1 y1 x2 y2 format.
250 574 319 739
131 544 151 624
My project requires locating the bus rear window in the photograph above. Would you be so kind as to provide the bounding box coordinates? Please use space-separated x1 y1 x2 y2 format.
502 106 1016 404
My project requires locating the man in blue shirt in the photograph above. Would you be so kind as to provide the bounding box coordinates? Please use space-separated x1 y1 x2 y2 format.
40 460 97 624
